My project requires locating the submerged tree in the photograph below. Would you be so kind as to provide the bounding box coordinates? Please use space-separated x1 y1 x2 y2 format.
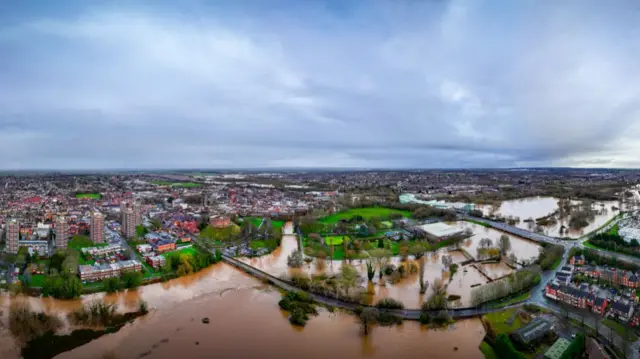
360 307 380 336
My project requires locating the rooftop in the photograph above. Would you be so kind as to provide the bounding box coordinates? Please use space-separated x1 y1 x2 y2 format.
418 222 463 238
544 338 571 359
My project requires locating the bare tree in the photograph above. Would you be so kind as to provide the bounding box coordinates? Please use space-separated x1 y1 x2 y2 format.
499 234 511 255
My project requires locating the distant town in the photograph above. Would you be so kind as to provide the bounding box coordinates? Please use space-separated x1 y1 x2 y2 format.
3 169 640 359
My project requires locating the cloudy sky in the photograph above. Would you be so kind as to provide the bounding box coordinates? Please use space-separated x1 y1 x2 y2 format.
1 0 640 170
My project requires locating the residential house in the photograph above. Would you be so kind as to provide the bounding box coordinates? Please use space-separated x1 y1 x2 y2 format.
610 301 634 322
570 255 585 266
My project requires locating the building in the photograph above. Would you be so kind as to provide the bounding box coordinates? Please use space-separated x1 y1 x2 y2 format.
147 255 166 269
55 216 68 249
90 211 105 244
586 337 610 359
544 338 571 359
418 222 464 241
210 215 231 229
78 259 142 282
122 208 136 238
132 201 142 228
511 317 553 346
570 255 585 266
7 219 20 253
610 301 634 322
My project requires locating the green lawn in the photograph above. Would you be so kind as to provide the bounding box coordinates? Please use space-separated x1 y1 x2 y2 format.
30 274 45 287
244 218 285 230
324 236 346 246
465 219 490 228
68 235 108 250
161 246 197 258
151 180 201 188
479 341 498 359
249 239 278 251
75 193 102 199
551 256 563 270
483 308 524 335
608 224 619 236
583 241 602 250
318 207 411 225
603 318 638 341
487 291 531 309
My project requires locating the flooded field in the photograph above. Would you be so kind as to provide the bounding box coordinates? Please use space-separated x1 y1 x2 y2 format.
478 197 622 238
240 222 539 308
456 222 541 263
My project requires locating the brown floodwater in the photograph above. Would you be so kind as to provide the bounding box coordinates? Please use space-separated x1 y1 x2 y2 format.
457 222 541 263
0 222 487 359
56 285 486 359
478 197 622 238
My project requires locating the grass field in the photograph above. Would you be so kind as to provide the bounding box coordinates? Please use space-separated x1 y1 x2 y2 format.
583 241 602 250
244 217 285 230
487 291 531 309
482 308 525 335
479 341 498 359
75 193 102 199
161 246 197 258
324 236 346 246
249 239 278 251
603 318 638 341
608 224 619 236
68 235 108 250
151 180 201 188
318 207 411 224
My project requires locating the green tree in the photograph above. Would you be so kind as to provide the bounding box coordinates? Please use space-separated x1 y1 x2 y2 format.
494 333 525 359
121 271 143 289
103 277 122 293
340 264 359 295
135 225 148 238
360 307 379 336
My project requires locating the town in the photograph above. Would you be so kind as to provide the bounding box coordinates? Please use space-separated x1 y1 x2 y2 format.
2 169 640 359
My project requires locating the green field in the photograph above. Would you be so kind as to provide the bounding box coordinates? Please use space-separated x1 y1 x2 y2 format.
68 235 108 250
482 308 525 335
487 292 531 309
249 239 278 251
603 318 638 341
151 180 202 188
479 341 498 359
324 236 347 246
318 207 411 224
161 246 197 259
30 274 45 287
75 193 102 199
245 217 285 229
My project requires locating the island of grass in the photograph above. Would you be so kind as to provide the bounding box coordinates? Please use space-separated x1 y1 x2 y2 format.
324 235 347 246
75 193 102 200
318 207 411 224
150 180 202 188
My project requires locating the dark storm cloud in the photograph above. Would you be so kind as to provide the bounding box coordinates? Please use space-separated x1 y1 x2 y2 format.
1 0 640 169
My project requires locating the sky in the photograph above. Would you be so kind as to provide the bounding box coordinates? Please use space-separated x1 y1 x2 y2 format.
1 0 640 170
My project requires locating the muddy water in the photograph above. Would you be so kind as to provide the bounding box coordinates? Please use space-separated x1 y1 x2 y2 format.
57 285 486 359
0 221 488 359
478 197 621 238
456 222 541 263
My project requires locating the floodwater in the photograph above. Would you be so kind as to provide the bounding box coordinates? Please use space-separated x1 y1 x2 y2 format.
58 286 486 359
240 222 539 308
0 222 487 359
456 222 541 263
478 197 622 238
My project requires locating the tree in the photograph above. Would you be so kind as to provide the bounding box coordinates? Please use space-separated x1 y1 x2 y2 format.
494 333 525 359
368 248 392 279
135 225 148 238
103 277 122 293
360 307 379 336
287 250 304 268
121 271 143 289
418 257 428 294
340 264 359 295
366 260 375 281
499 234 511 255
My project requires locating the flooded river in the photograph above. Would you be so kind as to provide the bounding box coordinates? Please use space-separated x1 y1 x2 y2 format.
0 222 487 359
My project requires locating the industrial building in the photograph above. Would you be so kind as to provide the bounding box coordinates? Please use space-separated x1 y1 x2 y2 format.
418 222 464 241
